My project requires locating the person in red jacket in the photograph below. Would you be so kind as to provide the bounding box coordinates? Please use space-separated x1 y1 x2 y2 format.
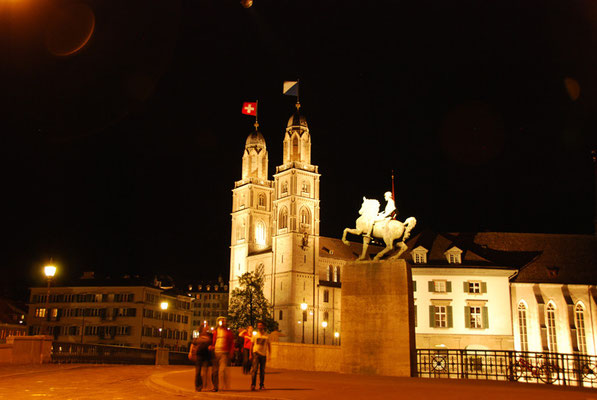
211 316 234 392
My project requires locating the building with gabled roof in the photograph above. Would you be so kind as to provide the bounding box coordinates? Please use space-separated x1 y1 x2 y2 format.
229 102 597 354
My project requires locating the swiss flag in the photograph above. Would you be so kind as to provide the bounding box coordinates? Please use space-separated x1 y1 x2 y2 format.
242 102 257 116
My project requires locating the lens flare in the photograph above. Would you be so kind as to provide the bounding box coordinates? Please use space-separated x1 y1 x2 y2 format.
45 3 95 56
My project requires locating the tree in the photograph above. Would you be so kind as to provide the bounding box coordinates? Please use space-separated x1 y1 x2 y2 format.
227 272 278 333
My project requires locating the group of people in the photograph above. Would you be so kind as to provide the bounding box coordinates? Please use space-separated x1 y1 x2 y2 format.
189 316 271 392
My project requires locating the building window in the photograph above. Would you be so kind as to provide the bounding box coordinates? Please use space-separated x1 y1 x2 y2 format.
35 308 47 318
429 280 450 293
335 266 341 283
518 302 528 352
323 290 329 303
448 254 460 264
323 311 329 322
258 193 266 208
433 305 448 328
469 306 482 328
279 310 283 320
575 303 587 354
464 281 487 294
255 220 266 245
414 253 426 263
300 208 310 226
546 302 558 353
328 266 333 281
279 207 288 229
281 182 288 195
301 182 310 194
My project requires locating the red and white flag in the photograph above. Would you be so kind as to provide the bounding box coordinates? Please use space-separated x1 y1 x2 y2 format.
241 102 257 116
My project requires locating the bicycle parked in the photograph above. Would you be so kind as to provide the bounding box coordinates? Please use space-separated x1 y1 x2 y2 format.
509 356 558 384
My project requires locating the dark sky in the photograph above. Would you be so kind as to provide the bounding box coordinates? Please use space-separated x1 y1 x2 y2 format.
2 0 596 299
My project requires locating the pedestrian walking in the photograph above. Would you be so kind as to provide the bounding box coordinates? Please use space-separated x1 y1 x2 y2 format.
250 320 271 391
192 326 213 392
211 316 234 392
239 325 253 374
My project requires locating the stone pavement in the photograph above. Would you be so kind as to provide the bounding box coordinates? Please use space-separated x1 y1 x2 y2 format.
0 364 596 400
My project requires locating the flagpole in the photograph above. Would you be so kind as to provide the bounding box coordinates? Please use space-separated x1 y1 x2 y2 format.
296 79 301 110
255 100 259 130
391 170 395 201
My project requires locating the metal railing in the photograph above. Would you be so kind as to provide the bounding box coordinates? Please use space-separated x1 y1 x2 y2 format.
51 342 156 364
417 349 597 388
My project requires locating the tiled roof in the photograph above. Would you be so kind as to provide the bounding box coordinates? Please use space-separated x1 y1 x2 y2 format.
406 230 597 284
319 236 383 261
0 298 27 325
473 232 597 284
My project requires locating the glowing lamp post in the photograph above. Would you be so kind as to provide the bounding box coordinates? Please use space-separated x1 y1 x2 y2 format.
43 264 56 335
300 303 308 343
334 331 340 346
160 301 168 348
321 321 328 345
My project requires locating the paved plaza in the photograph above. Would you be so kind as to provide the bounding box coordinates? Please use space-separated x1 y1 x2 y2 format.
0 364 596 400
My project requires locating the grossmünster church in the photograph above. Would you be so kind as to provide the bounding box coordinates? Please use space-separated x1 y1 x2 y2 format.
229 104 597 356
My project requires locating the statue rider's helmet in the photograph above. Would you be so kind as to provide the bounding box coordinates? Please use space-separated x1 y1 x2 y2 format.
384 191 393 200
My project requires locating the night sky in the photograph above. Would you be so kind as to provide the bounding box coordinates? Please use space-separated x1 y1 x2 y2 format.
2 0 596 299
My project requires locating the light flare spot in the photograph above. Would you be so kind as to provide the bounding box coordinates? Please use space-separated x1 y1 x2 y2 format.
45 3 95 56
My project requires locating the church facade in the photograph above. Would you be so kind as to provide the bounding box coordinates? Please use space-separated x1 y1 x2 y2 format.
229 107 597 354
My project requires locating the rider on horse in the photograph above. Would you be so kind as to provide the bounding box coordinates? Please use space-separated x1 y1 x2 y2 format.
365 191 396 238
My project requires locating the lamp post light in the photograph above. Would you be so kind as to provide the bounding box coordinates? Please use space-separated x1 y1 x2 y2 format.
300 303 308 344
43 264 56 335
160 301 168 348
334 331 340 346
322 321 328 345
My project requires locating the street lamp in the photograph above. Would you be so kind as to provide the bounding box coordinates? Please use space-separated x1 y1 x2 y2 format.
160 301 168 348
334 331 340 346
43 264 56 335
300 303 308 344
322 321 328 345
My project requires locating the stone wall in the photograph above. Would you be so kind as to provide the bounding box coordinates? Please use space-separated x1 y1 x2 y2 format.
268 342 341 372
0 335 53 364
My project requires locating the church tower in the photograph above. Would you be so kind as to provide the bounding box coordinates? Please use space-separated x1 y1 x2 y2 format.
271 105 321 343
230 125 274 293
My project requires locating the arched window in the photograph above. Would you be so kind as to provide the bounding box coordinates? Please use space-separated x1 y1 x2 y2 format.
279 207 288 229
258 193 266 207
517 302 528 352
301 181 310 194
292 136 299 158
575 303 587 354
236 218 245 241
300 207 311 226
328 265 333 281
256 264 264 277
324 311 329 321
255 220 266 245
282 181 288 195
546 302 558 353
335 266 341 282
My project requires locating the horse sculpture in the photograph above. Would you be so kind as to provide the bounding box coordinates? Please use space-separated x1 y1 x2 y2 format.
342 197 417 261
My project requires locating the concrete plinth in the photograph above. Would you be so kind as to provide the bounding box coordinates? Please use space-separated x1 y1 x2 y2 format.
340 260 416 377
155 348 169 365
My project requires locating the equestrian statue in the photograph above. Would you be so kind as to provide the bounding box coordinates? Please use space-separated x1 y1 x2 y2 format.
342 191 416 261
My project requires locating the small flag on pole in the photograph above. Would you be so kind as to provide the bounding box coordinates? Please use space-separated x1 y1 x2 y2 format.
283 81 299 97
242 102 257 116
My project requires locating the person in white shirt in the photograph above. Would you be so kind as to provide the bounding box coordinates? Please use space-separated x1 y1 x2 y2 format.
250 320 271 391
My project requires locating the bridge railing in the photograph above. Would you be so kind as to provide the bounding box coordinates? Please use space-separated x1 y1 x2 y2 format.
417 349 597 388
51 342 196 365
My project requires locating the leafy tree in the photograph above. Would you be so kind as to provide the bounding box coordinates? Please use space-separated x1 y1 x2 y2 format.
228 272 278 332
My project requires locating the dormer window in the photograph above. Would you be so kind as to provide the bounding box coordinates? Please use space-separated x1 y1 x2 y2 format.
411 246 428 264
444 247 462 264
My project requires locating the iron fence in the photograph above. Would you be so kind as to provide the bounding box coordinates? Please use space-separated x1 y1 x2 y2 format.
417 349 597 388
51 342 156 364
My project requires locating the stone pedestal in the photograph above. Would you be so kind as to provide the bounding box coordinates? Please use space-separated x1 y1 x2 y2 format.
340 260 416 377
155 348 169 365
